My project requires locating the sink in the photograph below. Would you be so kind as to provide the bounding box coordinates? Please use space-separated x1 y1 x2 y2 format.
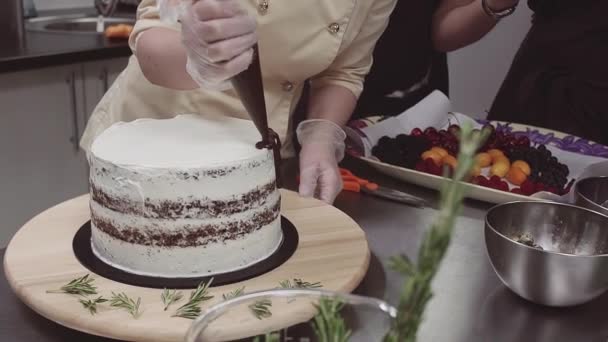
26 15 135 34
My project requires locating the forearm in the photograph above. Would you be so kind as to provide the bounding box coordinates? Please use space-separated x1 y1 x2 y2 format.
306 85 357 127
135 27 199 90
433 0 518 52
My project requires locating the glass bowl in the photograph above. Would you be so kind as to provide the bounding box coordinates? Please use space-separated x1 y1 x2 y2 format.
185 288 397 342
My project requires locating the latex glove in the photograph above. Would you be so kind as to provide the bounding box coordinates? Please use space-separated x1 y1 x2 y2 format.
179 0 257 89
297 119 347 204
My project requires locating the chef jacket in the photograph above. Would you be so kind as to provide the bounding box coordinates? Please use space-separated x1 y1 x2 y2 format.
80 0 397 157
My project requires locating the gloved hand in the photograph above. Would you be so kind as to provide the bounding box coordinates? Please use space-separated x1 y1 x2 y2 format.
297 119 347 204
179 0 257 89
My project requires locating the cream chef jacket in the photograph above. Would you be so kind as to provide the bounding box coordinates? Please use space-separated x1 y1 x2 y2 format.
80 0 397 157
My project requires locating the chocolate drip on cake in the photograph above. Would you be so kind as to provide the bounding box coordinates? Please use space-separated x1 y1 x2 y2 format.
92 200 280 247
91 181 277 219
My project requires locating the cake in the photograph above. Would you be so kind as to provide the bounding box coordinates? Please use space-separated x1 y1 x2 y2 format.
87 114 283 277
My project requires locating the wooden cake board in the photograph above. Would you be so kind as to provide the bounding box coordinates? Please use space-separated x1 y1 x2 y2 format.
3 190 370 342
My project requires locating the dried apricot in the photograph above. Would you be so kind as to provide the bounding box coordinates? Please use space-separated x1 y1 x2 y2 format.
495 155 511 167
487 149 505 162
421 150 442 166
442 155 458 169
475 152 492 168
469 164 482 177
431 147 449 158
507 167 527 186
512 160 531 176
490 161 510 178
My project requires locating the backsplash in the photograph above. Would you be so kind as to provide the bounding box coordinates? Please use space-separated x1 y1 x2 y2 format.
34 0 94 11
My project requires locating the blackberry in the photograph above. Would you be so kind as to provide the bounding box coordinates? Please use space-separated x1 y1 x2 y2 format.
372 134 431 169
506 144 570 191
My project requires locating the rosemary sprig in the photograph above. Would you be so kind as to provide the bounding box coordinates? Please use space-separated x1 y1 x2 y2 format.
384 123 489 342
161 289 184 311
279 278 323 289
172 278 214 319
311 297 351 342
47 274 97 296
389 254 415 277
222 286 245 300
249 299 272 320
78 296 108 315
110 292 142 318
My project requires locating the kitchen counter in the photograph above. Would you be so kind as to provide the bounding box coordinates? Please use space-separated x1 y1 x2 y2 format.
0 10 131 74
2 157 607 342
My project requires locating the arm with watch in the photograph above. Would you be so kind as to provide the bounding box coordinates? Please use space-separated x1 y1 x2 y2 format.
432 0 520 52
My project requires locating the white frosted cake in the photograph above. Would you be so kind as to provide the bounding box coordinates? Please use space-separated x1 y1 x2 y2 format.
88 114 283 277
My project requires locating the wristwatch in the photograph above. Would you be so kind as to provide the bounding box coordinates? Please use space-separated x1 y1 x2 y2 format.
482 0 518 19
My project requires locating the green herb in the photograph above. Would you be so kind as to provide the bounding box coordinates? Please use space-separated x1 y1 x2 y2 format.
110 292 142 318
222 286 245 300
311 297 351 342
384 123 489 342
161 289 183 311
252 332 281 342
78 296 107 315
249 299 272 320
47 274 97 296
173 278 214 319
279 278 322 289
389 254 415 277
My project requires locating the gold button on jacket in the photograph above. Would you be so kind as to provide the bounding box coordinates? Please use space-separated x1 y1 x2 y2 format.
80 0 397 157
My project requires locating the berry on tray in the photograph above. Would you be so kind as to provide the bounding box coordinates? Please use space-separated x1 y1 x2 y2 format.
371 124 574 197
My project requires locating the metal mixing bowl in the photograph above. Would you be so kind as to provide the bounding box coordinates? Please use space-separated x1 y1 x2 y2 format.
485 201 608 307
575 176 608 217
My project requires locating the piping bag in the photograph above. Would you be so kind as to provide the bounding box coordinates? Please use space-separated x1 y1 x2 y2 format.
230 45 283 187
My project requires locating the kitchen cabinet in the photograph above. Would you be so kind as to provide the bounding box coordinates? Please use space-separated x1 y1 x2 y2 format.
0 65 88 247
0 57 128 248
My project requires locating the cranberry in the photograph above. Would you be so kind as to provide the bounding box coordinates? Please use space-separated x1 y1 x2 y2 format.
498 181 510 192
448 125 461 136
427 131 441 142
547 187 559 194
483 124 496 134
520 180 535 196
511 188 523 195
424 127 437 136
472 176 488 186
535 183 546 193
415 160 426 172
411 128 423 137
427 161 442 175
517 136 531 147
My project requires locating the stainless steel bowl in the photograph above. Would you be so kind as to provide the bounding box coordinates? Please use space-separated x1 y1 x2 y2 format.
575 176 608 217
485 201 608 307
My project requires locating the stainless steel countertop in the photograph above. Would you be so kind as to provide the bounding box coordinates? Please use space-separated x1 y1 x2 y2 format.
1 157 607 342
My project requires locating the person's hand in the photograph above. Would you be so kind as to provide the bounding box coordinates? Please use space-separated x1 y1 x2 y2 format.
297 119 347 204
179 0 257 89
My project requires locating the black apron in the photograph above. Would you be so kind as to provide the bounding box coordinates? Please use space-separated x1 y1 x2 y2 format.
351 0 448 119
489 0 608 145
